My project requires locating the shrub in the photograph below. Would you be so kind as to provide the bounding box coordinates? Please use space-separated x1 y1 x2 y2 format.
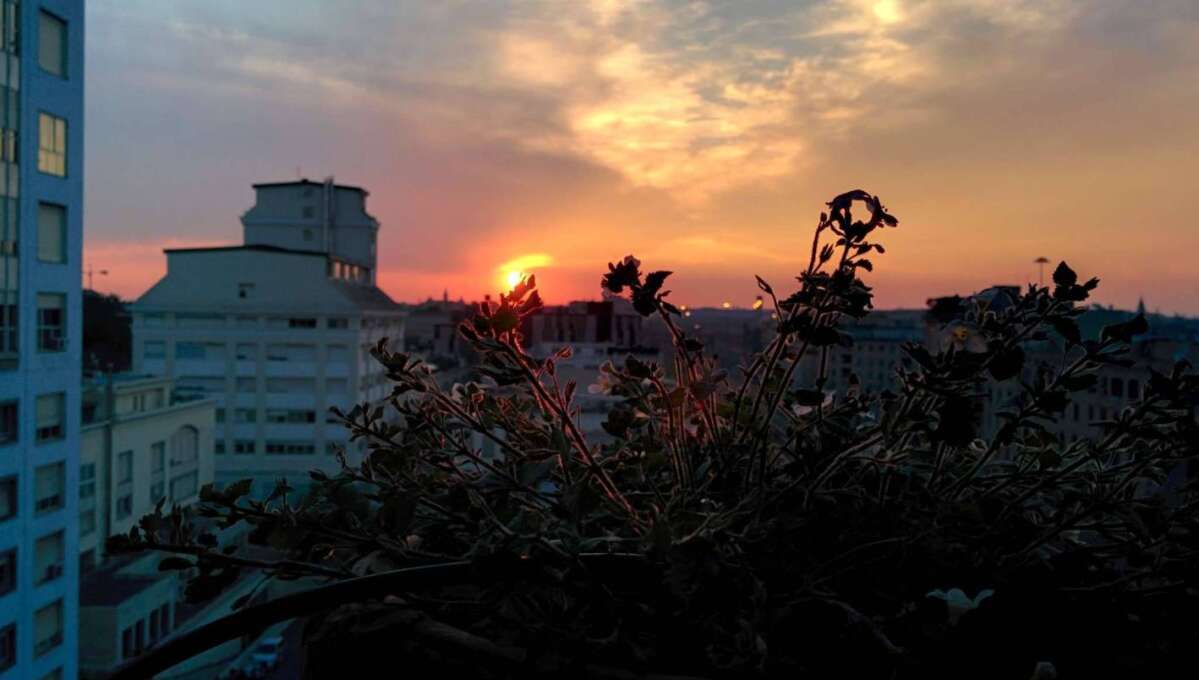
111 191 1199 679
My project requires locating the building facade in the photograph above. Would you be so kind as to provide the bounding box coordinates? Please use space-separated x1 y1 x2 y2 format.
0 2 83 678
131 180 404 497
76 375 217 678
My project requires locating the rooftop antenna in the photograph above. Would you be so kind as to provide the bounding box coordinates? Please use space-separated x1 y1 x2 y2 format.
1033 257 1050 287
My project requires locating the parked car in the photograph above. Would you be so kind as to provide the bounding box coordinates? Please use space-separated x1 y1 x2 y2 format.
250 636 285 671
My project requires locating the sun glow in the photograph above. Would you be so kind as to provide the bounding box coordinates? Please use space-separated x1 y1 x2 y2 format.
498 253 553 291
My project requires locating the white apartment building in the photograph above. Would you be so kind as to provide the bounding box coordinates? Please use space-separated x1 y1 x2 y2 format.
132 180 404 498
76 375 217 678
0 3 84 679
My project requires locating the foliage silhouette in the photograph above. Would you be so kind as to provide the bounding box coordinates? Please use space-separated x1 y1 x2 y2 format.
109 190 1199 679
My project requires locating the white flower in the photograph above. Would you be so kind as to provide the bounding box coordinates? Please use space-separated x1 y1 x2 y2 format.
588 372 615 395
926 587 994 625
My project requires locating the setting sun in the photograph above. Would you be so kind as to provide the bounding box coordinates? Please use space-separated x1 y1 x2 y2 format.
498 253 553 291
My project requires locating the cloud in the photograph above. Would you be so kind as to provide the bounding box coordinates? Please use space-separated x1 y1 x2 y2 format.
85 0 1199 314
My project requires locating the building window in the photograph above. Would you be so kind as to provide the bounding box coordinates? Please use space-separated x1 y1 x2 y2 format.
34 600 63 657
215 408 225 423
171 426 199 466
36 393 64 442
37 112 67 177
288 317 317 329
38 10 67 78
234 408 256 424
0 548 14 596
150 481 164 504
34 463 64 515
80 549 95 574
121 627 133 660
266 409 316 424
80 509 95 536
0 401 14 445
36 293 66 352
118 450 133 483
175 341 205 360
1128 379 1140 400
302 207 314 219
235 343 256 360
0 291 16 358
327 317 349 329
116 494 132 519
144 340 165 359
0 623 14 671
80 462 95 498
234 440 256 454
149 608 160 644
215 440 226 454
238 282 254 299
0 476 14 522
37 203 66 263
1110 377 1124 398
152 441 165 473
265 441 316 455
170 472 198 501
34 531 63 584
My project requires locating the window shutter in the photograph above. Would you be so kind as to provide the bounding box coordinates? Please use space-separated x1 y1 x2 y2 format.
37 204 65 263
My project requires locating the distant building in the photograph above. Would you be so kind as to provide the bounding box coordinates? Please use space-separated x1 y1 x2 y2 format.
924 289 1199 445
521 300 657 438
647 306 771 372
76 375 218 678
0 3 86 678
795 310 925 395
131 180 405 497
403 293 472 375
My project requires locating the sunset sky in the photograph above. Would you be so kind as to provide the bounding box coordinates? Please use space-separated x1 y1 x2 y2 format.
86 1 1199 313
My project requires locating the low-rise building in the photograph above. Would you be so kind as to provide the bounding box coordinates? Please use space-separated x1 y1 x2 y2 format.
76 374 223 678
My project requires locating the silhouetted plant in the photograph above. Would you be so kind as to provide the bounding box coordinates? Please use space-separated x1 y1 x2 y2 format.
109 191 1199 679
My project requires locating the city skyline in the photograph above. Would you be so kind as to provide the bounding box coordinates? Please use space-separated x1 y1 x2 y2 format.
84 1 1199 313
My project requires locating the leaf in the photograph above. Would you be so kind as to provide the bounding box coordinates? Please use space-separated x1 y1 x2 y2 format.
988 345 1025 381
1101 314 1149 344
1052 261 1077 287
643 270 672 295
755 275 773 296
491 308 520 333
159 557 194 571
793 389 825 407
225 478 253 502
1050 317 1081 346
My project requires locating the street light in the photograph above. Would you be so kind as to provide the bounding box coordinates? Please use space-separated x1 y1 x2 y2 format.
85 264 109 291
1033 257 1050 287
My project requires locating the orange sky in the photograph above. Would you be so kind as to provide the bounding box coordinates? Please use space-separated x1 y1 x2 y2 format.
84 1 1199 314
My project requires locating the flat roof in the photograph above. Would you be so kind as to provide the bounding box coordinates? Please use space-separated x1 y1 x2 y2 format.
80 569 162 606
252 179 367 194
162 244 327 257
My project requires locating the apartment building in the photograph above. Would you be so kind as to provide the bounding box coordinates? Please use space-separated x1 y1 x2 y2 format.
0 3 84 678
76 375 217 678
131 180 404 497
